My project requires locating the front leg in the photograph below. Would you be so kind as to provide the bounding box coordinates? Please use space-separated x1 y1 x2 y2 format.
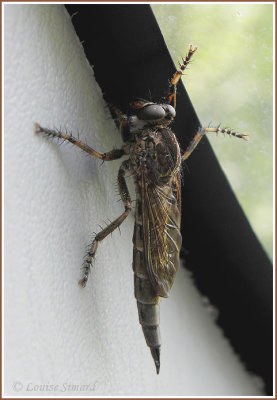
35 123 125 161
79 160 132 287
169 44 198 109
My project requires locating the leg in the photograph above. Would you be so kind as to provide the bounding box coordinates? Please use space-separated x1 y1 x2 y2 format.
79 160 132 287
169 44 198 109
35 123 125 161
182 127 249 161
108 105 132 143
108 104 127 126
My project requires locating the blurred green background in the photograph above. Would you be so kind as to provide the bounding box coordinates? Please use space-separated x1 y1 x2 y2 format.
152 3 273 261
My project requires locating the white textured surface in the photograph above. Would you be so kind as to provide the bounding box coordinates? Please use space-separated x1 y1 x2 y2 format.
4 4 263 396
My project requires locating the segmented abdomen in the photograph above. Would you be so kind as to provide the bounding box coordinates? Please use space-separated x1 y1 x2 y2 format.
132 196 161 373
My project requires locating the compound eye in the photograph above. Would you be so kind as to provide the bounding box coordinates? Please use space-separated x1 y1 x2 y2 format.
136 104 166 121
164 104 176 118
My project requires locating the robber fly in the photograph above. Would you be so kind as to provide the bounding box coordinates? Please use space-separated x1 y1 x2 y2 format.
35 45 248 374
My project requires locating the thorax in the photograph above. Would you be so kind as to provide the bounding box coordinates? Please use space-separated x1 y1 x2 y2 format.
126 128 181 185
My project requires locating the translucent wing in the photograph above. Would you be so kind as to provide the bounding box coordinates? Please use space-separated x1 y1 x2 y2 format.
141 171 182 298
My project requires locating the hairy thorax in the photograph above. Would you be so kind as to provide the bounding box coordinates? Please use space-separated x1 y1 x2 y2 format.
128 128 181 185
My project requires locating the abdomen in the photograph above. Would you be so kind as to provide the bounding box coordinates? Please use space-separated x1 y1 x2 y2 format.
132 196 161 373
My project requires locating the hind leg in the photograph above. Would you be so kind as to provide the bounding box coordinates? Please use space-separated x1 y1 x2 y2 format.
79 160 132 287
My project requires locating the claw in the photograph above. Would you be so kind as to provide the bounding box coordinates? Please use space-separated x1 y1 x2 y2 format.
34 122 42 134
78 278 87 288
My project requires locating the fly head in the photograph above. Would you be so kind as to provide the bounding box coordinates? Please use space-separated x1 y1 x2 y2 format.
128 100 176 135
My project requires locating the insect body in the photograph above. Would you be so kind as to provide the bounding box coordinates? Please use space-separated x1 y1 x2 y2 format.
35 45 248 374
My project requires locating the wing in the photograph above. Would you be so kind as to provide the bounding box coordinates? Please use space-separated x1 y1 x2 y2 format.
141 171 182 298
